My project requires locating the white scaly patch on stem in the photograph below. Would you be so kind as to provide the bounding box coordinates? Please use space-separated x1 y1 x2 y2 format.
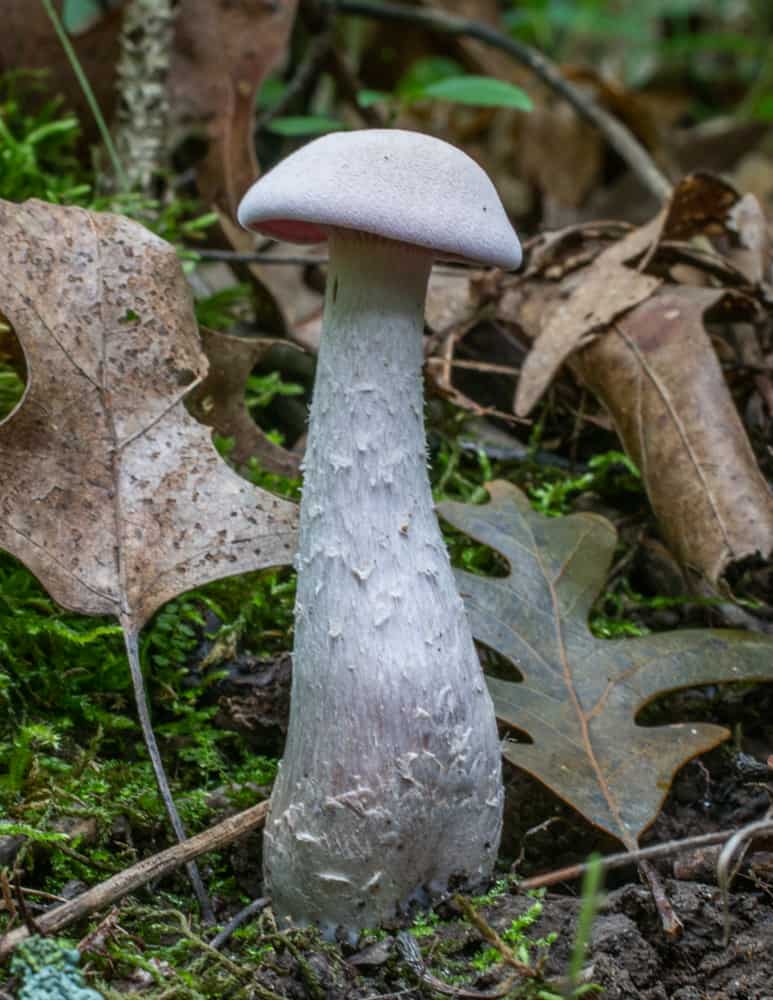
263 231 503 941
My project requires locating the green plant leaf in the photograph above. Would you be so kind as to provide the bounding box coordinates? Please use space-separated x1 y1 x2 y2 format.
397 56 462 98
357 88 391 108
417 75 533 111
267 116 344 137
752 95 773 121
439 481 773 849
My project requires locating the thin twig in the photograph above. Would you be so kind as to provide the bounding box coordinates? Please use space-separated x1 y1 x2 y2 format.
211 897 269 951
717 815 773 945
301 0 387 127
191 249 329 266
256 28 337 132
325 47 387 127
122 627 214 924
517 826 763 892
454 896 535 979
0 801 269 961
639 858 683 938
328 0 673 202
395 930 517 998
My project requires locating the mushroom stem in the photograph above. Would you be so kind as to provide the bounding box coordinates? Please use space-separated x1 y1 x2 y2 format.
263 231 503 940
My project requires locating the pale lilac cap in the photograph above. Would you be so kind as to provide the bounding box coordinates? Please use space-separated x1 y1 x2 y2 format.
238 129 522 269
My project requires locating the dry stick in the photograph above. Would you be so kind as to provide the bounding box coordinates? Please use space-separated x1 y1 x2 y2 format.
0 801 269 961
328 0 673 202
517 826 757 892
300 0 388 128
454 896 535 979
639 858 683 939
121 628 213 923
324 47 387 127
192 249 329 266
210 897 269 951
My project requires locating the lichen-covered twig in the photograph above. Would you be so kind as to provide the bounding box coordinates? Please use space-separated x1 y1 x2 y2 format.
113 0 178 192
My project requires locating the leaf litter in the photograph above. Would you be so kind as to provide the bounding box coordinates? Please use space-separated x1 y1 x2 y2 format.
434 172 773 587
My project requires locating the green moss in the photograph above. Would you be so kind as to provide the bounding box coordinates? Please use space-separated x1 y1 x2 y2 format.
409 908 443 938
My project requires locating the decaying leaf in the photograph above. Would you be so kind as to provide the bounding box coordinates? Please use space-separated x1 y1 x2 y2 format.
514 245 660 416
188 327 302 477
573 287 773 581
0 199 298 631
0 0 298 215
0 3 123 147
170 0 299 214
439 481 773 849
506 173 773 583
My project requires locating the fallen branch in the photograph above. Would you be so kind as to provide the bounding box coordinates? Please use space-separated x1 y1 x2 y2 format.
0 800 269 961
516 826 765 892
328 0 673 202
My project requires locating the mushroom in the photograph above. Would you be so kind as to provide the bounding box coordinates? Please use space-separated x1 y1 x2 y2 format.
238 129 521 940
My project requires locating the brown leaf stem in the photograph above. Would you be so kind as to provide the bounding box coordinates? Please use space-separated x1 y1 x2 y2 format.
122 625 214 924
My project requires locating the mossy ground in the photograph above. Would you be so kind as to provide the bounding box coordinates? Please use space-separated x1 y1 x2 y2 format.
2 70 771 1000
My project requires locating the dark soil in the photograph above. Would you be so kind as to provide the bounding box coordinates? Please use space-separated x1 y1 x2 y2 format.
4 657 771 998
212 664 773 1000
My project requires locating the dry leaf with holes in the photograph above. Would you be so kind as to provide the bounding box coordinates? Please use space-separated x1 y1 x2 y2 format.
0 199 298 910
440 481 773 849
0 200 298 628
189 327 302 477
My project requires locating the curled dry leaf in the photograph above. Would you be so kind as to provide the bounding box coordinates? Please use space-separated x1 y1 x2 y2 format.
725 193 771 287
439 482 773 849
0 199 298 631
514 245 660 416
188 327 302 477
508 173 773 583
573 287 773 581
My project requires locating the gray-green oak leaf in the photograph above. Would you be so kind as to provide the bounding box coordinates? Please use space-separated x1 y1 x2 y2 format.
439 481 773 849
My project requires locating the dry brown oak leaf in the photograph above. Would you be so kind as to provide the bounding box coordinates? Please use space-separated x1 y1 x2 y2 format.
573 286 773 583
439 481 773 851
0 199 298 631
188 327 302 478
